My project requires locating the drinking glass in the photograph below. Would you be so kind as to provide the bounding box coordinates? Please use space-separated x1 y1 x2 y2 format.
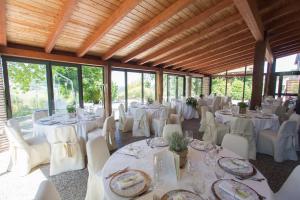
185 130 194 143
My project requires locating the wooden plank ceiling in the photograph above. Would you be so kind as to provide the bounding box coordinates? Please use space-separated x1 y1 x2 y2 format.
1 0 300 75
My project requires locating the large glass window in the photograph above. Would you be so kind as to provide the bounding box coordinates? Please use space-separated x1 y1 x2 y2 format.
111 71 126 120
82 66 104 107
191 77 202 97
281 75 300 95
52 65 79 113
227 77 244 103
143 73 156 102
276 54 300 72
211 77 226 96
127 72 142 104
244 76 252 101
163 74 185 101
7 61 49 129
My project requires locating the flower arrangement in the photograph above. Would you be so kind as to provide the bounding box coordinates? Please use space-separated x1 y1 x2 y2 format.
167 132 189 168
147 97 154 105
186 97 198 108
238 102 248 114
66 104 76 113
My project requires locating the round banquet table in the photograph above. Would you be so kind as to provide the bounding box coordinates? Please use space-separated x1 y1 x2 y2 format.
33 115 102 142
173 100 199 120
101 140 273 200
215 110 280 139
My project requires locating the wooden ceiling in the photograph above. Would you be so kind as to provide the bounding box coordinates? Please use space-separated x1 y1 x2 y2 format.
1 0 300 75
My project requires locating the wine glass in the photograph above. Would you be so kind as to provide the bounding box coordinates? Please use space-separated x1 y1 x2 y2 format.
185 130 194 143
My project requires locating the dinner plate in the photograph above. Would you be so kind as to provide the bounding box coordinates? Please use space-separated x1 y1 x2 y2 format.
161 189 202 200
212 179 263 200
110 169 151 198
150 137 168 147
218 157 256 178
190 140 214 151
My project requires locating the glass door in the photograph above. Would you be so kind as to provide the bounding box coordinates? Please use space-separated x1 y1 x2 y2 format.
111 70 126 120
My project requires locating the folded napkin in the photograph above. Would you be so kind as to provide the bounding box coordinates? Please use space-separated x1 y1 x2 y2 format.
219 182 253 200
120 146 141 156
116 173 144 189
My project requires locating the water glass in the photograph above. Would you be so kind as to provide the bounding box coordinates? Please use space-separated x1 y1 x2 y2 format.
185 130 193 143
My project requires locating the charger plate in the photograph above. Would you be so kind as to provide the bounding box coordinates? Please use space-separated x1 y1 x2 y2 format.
212 179 263 200
161 189 202 200
190 140 214 151
109 169 151 198
218 157 256 178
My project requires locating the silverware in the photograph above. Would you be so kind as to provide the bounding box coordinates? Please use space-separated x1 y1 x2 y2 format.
115 152 139 159
105 167 129 179
235 176 265 182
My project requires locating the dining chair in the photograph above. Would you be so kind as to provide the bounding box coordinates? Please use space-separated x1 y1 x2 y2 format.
49 125 84 176
85 136 110 200
168 114 181 125
5 118 50 176
162 124 183 140
152 108 168 137
221 134 249 159
199 106 209 132
203 111 229 145
35 180 61 200
118 103 133 133
95 108 105 128
88 115 117 151
230 118 256 160
209 96 221 114
257 120 298 162
273 165 300 200
132 109 150 137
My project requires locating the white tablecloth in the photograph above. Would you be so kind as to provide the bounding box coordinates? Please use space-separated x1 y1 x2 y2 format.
33 115 101 141
129 105 166 120
215 110 280 139
101 140 273 200
174 101 199 120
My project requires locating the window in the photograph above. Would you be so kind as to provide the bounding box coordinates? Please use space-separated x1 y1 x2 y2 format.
211 77 226 96
244 76 252 101
276 54 300 72
163 74 185 101
143 73 156 102
52 65 80 113
191 77 202 97
82 66 104 107
227 77 244 103
281 75 300 95
111 70 126 120
6 61 49 129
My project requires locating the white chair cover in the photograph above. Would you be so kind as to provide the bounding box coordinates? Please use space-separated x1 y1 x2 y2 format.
95 108 105 128
118 104 133 132
32 110 48 122
274 165 300 200
5 119 50 176
35 180 61 200
152 108 168 137
162 124 183 140
289 113 300 149
85 136 110 200
209 96 221 113
48 125 84 176
132 109 150 137
203 112 229 145
221 134 249 159
230 118 256 160
168 114 181 125
258 121 298 162
199 106 208 132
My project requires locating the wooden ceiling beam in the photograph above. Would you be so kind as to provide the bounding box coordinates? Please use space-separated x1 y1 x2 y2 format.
273 40 300 50
152 24 249 66
138 13 240 65
207 60 252 74
45 0 78 53
76 0 140 57
233 0 273 63
171 35 254 69
122 0 233 63
271 31 300 46
275 49 300 58
181 44 254 71
274 43 300 53
274 46 300 54
0 0 7 46
266 12 300 31
102 0 194 60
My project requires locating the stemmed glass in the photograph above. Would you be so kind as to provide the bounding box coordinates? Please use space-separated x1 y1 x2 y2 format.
185 130 194 143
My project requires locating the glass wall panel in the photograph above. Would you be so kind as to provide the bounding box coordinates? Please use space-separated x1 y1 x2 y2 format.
178 76 184 98
7 61 48 129
244 76 252 102
143 73 156 102
211 77 226 96
127 72 142 104
191 77 202 97
111 71 125 120
163 74 168 102
52 65 79 113
82 66 104 107
276 54 300 72
169 75 177 100
281 75 300 95
227 77 244 103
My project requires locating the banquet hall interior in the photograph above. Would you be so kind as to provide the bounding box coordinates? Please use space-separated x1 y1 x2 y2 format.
0 0 300 199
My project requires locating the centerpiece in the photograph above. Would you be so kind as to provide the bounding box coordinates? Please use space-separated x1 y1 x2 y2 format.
167 132 189 168
238 102 248 114
66 104 76 118
186 97 197 109
147 97 153 105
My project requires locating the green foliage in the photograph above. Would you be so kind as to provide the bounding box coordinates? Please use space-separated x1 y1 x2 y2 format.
238 102 248 108
186 97 198 108
66 104 76 113
212 77 226 96
82 66 103 104
147 97 153 104
191 78 202 96
168 132 189 152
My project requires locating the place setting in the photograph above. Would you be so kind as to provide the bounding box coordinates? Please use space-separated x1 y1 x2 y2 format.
190 140 214 152
146 137 169 148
